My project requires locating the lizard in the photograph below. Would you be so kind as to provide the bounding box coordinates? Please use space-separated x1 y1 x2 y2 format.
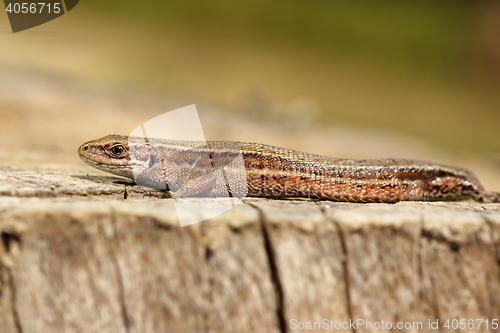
78 134 500 203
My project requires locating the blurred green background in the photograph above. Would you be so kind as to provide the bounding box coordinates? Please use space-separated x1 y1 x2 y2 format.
1 0 500 156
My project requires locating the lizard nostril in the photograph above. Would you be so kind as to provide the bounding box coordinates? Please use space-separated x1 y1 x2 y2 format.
83 146 88 151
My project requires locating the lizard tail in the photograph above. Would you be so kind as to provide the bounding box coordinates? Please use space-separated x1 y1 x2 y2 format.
484 191 500 203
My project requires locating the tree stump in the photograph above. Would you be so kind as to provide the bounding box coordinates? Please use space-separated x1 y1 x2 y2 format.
1 166 500 333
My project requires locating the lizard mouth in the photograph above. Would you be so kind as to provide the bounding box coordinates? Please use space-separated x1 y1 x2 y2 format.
78 143 104 166
78 142 133 179
78 153 134 179
78 151 108 171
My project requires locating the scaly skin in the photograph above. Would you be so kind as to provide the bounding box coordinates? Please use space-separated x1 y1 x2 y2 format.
78 135 500 203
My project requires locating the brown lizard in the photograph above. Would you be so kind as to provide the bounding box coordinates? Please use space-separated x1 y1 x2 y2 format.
78 135 500 203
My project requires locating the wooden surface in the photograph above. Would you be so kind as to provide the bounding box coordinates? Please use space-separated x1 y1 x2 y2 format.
1 166 500 333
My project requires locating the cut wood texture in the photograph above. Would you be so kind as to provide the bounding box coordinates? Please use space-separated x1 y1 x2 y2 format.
1 166 500 333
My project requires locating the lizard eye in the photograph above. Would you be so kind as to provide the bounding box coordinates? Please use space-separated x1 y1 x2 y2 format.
110 144 125 156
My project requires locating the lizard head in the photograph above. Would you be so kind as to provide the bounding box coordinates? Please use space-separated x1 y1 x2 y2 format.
78 134 136 179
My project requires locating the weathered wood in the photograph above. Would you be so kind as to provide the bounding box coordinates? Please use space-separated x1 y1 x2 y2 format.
1 167 500 333
257 203 350 332
420 207 500 326
326 206 422 330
